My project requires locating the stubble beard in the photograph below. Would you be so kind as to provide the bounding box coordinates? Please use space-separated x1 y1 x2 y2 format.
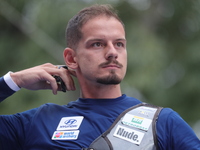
96 70 122 85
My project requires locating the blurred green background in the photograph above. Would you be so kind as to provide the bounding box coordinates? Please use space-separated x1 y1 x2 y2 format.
0 0 200 136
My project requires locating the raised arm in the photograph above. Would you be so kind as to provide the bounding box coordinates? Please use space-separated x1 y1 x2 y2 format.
0 63 76 101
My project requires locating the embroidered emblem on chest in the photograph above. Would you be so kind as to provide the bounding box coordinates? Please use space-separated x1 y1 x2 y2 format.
52 116 84 140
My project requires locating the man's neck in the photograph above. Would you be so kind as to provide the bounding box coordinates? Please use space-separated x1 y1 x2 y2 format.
79 83 122 99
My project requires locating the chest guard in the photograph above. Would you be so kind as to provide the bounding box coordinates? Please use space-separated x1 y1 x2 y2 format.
82 103 162 150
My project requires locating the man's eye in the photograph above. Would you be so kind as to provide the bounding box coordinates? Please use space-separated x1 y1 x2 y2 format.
92 42 103 47
116 42 124 47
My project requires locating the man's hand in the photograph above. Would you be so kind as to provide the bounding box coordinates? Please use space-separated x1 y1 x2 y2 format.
10 63 76 95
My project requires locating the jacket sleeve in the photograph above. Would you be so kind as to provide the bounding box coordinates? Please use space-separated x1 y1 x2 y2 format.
156 108 200 150
0 107 39 149
0 76 16 102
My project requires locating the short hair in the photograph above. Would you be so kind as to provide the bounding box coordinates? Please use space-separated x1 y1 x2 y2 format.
65 4 124 50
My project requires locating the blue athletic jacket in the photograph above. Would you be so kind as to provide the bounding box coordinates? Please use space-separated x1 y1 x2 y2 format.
0 76 200 150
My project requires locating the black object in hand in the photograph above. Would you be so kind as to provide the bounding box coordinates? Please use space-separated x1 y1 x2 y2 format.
53 65 68 92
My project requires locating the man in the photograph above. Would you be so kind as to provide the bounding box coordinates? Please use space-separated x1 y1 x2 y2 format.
0 4 199 150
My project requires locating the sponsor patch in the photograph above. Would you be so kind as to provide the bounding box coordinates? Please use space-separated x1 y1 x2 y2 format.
138 110 149 117
52 130 79 140
122 114 152 131
56 116 84 131
113 125 144 145
139 106 157 113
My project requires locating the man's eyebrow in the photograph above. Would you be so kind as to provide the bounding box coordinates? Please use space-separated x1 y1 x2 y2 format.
86 38 126 42
85 39 105 45
86 39 105 42
116 38 126 41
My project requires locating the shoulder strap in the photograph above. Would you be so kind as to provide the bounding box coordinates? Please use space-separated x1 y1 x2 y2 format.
83 103 163 150
152 104 163 149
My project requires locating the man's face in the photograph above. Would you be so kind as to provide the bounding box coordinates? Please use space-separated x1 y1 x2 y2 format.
75 15 127 86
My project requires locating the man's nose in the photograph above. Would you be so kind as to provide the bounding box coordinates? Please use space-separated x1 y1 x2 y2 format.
105 43 118 60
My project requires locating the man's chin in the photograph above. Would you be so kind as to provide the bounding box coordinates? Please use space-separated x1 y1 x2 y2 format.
96 75 122 85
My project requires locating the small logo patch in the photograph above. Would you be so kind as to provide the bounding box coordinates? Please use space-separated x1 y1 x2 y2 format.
113 125 144 145
122 114 152 131
56 116 84 131
52 130 79 140
140 106 157 113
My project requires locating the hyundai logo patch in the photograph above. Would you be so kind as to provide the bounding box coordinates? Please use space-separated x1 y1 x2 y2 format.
56 116 84 131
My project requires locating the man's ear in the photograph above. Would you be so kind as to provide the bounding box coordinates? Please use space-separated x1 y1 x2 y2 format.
63 48 78 69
